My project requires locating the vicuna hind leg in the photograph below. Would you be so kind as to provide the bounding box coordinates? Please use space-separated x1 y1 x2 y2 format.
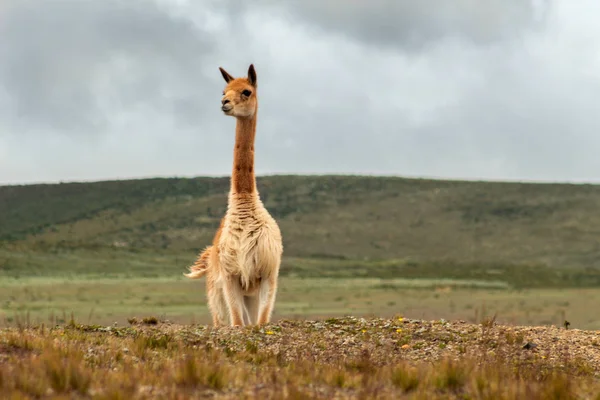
257 275 278 325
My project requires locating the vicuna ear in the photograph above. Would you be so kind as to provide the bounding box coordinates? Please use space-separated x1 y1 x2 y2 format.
247 64 257 87
219 67 234 83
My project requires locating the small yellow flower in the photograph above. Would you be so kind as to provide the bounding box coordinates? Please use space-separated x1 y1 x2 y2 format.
265 331 274 335
398 317 404 322
396 328 402 333
361 329 366 333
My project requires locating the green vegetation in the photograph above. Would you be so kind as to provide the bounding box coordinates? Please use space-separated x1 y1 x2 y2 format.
2 275 599 329
3 175 600 268
2 247 600 288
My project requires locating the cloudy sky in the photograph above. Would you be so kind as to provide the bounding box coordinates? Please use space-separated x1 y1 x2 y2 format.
2 0 600 185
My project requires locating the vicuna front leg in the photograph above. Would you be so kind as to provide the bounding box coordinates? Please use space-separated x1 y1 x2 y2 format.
244 295 260 325
207 285 228 327
257 275 278 325
223 276 245 326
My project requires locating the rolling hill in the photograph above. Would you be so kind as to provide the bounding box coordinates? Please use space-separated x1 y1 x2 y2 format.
2 175 600 270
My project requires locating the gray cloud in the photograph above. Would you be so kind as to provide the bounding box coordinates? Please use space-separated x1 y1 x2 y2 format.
261 0 547 51
0 0 214 136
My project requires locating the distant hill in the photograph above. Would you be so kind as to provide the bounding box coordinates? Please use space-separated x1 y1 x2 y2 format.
2 175 600 269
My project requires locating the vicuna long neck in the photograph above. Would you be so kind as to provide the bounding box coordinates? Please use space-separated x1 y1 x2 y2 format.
231 114 257 194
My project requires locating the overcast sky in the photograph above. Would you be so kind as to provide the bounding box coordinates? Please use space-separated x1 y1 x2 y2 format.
2 0 600 185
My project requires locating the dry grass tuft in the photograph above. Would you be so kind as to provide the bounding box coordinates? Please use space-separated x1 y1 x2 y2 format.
42 348 92 395
174 353 227 390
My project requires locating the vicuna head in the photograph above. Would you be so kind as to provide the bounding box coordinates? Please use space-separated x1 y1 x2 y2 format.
219 64 257 119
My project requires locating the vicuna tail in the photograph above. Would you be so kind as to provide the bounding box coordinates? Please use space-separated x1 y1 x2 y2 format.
184 246 212 279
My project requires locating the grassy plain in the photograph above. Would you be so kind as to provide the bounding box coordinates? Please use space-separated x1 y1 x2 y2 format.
3 276 600 330
1 246 600 330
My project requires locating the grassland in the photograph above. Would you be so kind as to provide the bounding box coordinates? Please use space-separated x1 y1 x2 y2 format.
0 245 599 330
3 275 600 330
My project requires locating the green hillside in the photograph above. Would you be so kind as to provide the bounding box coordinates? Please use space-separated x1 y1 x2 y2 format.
2 175 600 269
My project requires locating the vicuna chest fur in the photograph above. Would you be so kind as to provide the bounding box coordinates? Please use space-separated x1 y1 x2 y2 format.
218 193 282 292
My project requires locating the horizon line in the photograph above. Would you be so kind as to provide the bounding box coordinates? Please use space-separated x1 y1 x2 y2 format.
2 172 600 187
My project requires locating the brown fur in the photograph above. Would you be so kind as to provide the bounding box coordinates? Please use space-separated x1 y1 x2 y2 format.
185 64 283 327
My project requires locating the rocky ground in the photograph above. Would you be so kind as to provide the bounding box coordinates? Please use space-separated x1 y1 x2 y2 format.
1 316 599 399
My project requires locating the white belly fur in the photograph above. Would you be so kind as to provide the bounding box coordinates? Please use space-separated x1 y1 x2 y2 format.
217 193 283 292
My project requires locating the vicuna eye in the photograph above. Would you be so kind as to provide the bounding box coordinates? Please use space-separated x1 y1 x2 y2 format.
242 90 252 97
